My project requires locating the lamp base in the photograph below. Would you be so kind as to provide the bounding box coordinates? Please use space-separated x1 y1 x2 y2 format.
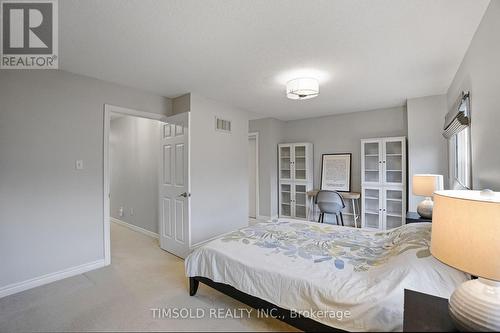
417 197 434 219
449 278 500 331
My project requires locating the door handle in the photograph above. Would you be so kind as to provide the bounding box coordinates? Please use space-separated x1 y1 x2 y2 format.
178 192 190 198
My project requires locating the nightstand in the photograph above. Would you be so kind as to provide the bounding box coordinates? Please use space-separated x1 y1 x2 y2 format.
406 211 432 224
403 289 457 332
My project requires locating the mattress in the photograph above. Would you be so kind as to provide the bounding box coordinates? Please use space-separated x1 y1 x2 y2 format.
185 220 467 331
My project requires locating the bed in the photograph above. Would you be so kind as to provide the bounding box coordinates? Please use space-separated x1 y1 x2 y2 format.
185 220 467 332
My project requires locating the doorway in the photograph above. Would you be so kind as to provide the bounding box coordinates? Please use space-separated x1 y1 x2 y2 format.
104 105 166 265
103 105 191 265
248 132 259 219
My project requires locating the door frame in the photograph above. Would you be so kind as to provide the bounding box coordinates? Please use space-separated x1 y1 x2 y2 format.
103 104 167 266
248 132 260 219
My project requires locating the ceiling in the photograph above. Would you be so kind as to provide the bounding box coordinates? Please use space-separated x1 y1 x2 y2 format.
60 0 490 120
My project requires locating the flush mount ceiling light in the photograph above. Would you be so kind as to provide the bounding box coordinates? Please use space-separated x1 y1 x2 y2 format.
286 78 319 100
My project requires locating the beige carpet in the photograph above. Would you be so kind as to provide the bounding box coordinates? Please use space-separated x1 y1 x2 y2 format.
0 222 296 332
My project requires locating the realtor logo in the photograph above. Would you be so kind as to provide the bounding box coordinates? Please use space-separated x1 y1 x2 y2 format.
1 0 58 69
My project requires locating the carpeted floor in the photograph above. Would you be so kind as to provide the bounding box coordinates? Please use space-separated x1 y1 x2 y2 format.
0 222 296 332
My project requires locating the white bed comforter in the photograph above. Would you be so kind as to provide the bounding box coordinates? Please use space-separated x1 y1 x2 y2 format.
185 220 467 332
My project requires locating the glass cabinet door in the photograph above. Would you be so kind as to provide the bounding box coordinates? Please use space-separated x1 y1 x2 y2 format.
363 188 382 229
279 145 292 180
294 145 307 181
280 183 292 217
294 184 307 219
363 141 381 183
385 189 403 229
384 139 403 185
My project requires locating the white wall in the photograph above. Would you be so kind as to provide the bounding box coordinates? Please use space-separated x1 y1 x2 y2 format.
407 95 448 211
283 107 408 193
189 94 250 245
172 94 190 115
446 0 500 191
0 70 171 293
249 118 285 218
110 116 161 233
250 107 407 220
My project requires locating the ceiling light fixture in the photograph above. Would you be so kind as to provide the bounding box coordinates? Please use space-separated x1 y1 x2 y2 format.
286 77 319 100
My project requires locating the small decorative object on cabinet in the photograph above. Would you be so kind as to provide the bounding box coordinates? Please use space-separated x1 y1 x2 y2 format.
361 136 406 230
278 143 313 220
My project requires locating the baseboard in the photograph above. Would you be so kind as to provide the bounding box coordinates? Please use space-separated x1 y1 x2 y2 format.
190 230 235 249
110 217 159 239
0 259 106 299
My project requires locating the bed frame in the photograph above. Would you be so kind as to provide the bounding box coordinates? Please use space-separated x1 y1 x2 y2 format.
189 276 344 332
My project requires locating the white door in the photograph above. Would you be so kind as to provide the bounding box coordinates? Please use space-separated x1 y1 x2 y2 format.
361 139 382 185
383 137 405 186
384 187 405 229
293 144 307 181
294 184 308 219
362 187 383 229
280 182 292 218
279 144 292 181
159 112 190 258
248 136 257 218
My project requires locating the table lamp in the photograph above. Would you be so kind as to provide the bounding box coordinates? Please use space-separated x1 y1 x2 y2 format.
431 190 500 331
412 174 444 218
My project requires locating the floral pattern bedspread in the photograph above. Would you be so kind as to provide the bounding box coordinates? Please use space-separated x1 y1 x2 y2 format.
186 220 467 332
221 220 432 272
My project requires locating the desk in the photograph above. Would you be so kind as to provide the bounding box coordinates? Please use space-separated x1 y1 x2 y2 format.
306 190 361 227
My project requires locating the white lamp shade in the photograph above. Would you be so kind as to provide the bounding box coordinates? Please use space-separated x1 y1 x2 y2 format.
286 78 319 100
431 190 500 281
412 174 444 197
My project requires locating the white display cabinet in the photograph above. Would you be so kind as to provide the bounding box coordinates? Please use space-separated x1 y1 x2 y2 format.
361 137 406 230
278 143 313 220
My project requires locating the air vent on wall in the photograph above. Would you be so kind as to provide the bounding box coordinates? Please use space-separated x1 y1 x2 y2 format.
215 117 231 133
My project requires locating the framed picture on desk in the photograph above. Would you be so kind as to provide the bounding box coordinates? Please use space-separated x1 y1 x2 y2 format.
320 153 351 192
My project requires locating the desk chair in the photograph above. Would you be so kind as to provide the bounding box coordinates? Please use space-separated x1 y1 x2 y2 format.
315 190 346 226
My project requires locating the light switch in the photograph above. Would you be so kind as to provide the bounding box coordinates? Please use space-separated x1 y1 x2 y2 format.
75 160 84 170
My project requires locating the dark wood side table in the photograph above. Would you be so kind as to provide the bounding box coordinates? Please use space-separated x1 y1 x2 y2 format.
403 289 457 332
406 211 432 224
